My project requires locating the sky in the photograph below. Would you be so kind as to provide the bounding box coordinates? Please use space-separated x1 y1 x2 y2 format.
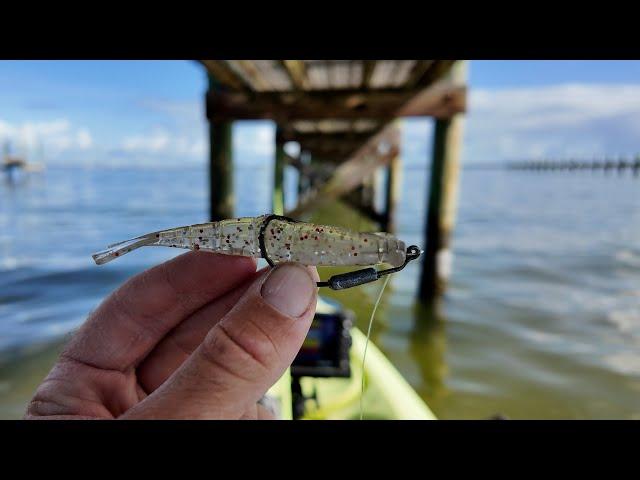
1 60 640 168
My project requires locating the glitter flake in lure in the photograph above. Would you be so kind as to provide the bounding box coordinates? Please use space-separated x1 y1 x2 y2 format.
92 214 407 267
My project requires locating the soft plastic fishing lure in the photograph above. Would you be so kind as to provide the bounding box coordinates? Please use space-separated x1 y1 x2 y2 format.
92 214 421 290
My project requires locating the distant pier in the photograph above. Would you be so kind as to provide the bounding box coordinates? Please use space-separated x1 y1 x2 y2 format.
508 157 640 174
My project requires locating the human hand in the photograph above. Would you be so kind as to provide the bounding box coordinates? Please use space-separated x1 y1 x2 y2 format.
25 252 318 419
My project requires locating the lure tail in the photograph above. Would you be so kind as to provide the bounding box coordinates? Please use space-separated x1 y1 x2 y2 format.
92 232 160 265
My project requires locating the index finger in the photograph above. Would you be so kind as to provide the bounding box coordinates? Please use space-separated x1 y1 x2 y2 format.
63 251 257 372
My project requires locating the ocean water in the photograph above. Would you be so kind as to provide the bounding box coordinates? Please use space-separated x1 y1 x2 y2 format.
0 164 639 419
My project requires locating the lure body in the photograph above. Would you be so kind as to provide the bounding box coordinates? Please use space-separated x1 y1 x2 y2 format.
92 214 407 267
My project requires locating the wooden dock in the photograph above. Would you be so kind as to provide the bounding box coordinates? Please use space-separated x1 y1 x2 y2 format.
199 60 468 302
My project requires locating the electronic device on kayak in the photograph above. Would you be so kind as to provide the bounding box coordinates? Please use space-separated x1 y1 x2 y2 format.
291 296 353 378
290 296 354 419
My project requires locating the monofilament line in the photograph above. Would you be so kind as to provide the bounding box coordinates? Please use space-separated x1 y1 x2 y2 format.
360 274 391 420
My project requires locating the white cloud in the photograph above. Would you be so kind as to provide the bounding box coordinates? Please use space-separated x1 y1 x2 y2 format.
76 129 93 149
117 98 208 163
118 121 275 165
234 122 275 158
0 118 94 157
465 83 640 162
470 84 640 127
120 128 205 159
122 130 170 153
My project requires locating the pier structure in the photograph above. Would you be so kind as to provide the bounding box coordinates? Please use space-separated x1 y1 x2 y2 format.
508 156 640 174
200 60 468 302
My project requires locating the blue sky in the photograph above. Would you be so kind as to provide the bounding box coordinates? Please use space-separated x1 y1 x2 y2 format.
1 60 639 167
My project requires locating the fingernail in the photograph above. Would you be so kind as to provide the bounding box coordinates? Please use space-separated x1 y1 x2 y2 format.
261 263 315 317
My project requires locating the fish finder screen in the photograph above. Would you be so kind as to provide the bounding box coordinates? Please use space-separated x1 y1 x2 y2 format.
291 313 351 378
298 317 340 364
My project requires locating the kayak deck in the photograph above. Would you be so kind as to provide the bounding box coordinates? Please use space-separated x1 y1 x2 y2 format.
269 327 436 420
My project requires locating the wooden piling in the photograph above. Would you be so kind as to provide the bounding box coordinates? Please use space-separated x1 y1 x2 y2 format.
361 173 375 211
297 151 310 198
382 150 402 232
209 120 234 221
273 126 286 215
207 75 234 221
418 61 467 302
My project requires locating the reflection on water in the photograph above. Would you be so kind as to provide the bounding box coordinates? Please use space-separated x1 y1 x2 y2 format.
1 165 639 419
409 301 449 411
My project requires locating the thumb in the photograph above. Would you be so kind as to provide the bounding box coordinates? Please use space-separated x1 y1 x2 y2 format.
123 262 318 419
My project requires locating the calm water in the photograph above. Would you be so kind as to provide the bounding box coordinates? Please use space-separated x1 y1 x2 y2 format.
1 164 639 419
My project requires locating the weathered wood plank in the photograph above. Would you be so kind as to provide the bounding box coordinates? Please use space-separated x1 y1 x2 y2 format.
295 137 370 159
405 60 436 89
201 61 250 92
232 60 272 91
397 82 466 119
281 60 309 90
362 61 376 89
281 131 374 144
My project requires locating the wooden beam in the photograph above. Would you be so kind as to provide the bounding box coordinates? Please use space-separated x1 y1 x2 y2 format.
233 60 272 91
295 137 369 159
303 144 361 160
281 130 376 159
282 131 374 144
206 83 466 121
405 60 436 89
281 60 309 90
362 61 376 89
201 61 250 92
397 74 466 119
418 61 467 302
410 60 456 89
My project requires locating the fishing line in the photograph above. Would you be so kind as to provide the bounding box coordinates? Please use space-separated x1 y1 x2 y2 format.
360 273 391 420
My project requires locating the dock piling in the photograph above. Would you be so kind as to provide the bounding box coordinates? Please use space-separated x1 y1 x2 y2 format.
273 126 286 215
382 149 402 233
207 76 234 221
209 120 234 221
418 61 467 302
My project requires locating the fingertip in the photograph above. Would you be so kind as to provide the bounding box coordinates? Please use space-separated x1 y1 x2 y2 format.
260 262 317 318
306 265 320 283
